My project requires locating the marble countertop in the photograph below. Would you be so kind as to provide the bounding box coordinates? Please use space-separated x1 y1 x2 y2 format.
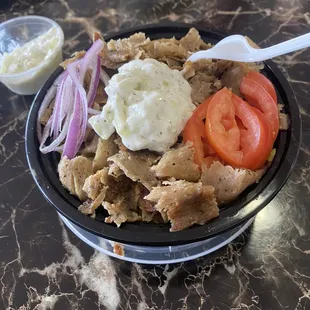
0 0 309 309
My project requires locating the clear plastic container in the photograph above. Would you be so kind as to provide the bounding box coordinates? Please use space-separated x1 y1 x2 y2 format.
59 213 255 264
0 16 64 95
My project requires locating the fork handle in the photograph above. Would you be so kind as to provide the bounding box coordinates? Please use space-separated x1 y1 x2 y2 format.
258 32 310 60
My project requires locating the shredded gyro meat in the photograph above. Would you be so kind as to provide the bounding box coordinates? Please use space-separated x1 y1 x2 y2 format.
60 50 86 69
279 113 289 130
220 64 252 96
79 190 107 216
182 58 262 104
93 135 118 172
143 40 188 60
108 162 124 178
103 182 156 225
108 150 160 191
58 156 93 201
82 135 99 155
278 104 289 130
113 243 125 256
200 161 266 204
151 143 200 182
145 181 219 232
82 168 109 200
99 33 150 69
104 200 141 227
135 183 156 222
103 180 142 226
81 168 135 217
189 71 222 105
179 27 211 52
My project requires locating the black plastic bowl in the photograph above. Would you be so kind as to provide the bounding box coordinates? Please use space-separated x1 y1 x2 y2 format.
25 23 301 246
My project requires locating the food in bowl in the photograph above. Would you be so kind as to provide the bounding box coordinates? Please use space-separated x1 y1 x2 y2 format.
37 28 289 232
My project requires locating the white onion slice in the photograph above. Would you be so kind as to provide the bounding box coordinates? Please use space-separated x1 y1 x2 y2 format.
51 72 68 137
88 108 101 115
86 56 101 107
37 85 57 143
100 68 110 86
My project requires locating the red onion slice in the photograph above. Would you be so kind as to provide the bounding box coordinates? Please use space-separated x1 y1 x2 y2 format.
39 116 70 154
38 40 104 159
86 56 101 107
51 72 67 137
88 108 101 115
80 39 104 79
37 84 57 143
53 70 66 86
59 76 74 130
62 90 82 159
100 68 110 86
66 62 88 157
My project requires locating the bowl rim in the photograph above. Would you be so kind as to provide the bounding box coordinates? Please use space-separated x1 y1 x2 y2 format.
0 15 64 79
25 23 302 246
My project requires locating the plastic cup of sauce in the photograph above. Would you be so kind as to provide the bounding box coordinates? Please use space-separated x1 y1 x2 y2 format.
0 16 64 95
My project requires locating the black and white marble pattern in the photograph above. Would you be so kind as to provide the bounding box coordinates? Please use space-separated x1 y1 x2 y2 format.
0 0 309 309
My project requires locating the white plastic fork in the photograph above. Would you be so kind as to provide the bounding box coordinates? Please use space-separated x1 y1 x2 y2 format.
187 33 310 63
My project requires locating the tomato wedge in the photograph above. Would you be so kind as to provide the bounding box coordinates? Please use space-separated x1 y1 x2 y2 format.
184 76 277 170
245 71 277 104
205 88 242 166
240 77 279 141
190 95 214 121
182 95 217 167
205 88 272 169
232 94 273 170
182 116 205 167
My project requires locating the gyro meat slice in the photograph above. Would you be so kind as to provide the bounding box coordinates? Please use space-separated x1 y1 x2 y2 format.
81 135 99 155
82 168 109 200
79 190 107 216
145 181 219 232
93 135 118 172
108 162 124 179
108 150 160 191
99 32 150 69
200 161 266 204
179 27 210 52
151 143 200 182
278 104 289 130
143 40 188 60
58 156 93 201
104 201 142 227
103 180 142 227
135 183 157 222
80 167 136 217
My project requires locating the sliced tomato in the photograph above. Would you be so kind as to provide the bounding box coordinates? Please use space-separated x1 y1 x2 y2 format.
182 95 216 167
245 71 277 104
232 94 273 170
191 95 214 121
202 137 216 156
240 77 279 141
184 85 275 170
205 88 243 166
182 117 205 167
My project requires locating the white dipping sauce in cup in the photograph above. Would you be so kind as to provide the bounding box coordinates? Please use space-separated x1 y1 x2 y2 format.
0 16 64 95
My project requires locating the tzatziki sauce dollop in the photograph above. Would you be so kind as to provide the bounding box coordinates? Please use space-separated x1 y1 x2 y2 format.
89 59 195 153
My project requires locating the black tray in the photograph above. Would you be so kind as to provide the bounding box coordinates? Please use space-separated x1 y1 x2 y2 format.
25 23 301 246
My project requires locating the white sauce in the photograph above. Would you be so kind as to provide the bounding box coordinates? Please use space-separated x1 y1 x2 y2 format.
89 59 195 153
0 27 63 95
